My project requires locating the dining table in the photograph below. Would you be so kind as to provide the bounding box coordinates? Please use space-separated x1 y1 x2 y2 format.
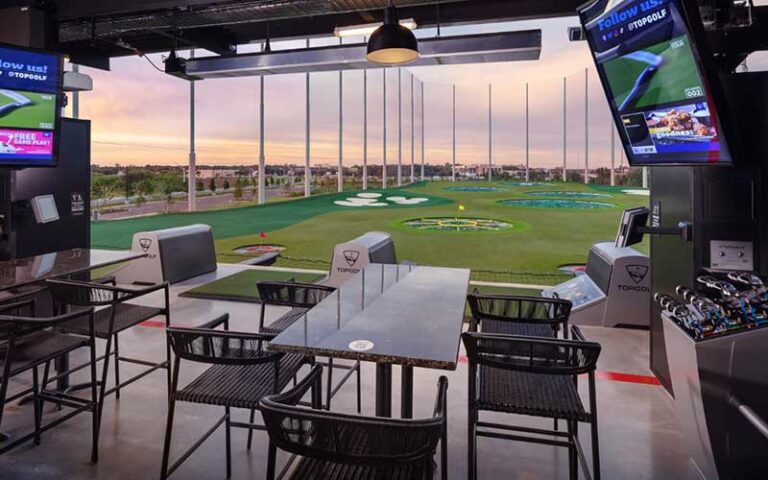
0 248 146 390
0 248 145 294
268 262 471 418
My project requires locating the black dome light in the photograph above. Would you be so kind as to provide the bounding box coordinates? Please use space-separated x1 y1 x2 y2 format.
366 5 419 65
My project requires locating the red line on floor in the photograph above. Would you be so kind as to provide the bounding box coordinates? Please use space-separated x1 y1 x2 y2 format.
457 355 660 386
140 320 166 328
595 370 661 386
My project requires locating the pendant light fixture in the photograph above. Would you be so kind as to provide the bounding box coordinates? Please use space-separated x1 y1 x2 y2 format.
366 2 419 65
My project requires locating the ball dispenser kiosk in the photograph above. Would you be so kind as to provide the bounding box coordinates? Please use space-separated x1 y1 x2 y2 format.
542 241 650 328
325 232 397 287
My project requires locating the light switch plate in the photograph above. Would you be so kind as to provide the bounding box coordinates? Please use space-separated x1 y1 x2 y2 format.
710 240 754 271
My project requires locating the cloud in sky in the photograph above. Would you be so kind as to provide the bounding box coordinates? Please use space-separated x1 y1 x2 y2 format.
77 16 636 169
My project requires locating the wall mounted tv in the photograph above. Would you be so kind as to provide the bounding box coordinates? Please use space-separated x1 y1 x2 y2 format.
579 0 735 166
0 44 63 168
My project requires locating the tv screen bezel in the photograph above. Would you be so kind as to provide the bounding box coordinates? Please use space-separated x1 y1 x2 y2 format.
0 42 64 169
578 0 741 167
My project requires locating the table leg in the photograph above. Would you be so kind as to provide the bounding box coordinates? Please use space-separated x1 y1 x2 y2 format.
401 365 413 419
375 364 392 417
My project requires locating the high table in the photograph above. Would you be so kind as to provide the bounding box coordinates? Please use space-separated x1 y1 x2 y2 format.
0 248 145 389
0 248 145 293
268 263 470 418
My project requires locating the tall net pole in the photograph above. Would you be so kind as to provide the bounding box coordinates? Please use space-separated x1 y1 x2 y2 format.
410 72 415 184
363 69 368 190
383 69 387 189
488 83 493 182
452 84 456 182
420 80 425 181
258 74 266 204
304 39 311 197
584 67 589 184
397 68 402 186
338 38 344 193
188 50 197 211
525 82 530 183
562 76 567 182
610 123 616 186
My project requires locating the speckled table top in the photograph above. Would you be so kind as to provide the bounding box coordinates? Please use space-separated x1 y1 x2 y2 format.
268 263 470 370
0 248 143 292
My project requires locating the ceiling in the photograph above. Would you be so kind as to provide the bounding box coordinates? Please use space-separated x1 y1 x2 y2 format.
6 0 585 68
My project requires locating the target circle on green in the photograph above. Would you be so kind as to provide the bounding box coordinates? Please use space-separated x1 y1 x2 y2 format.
498 199 615 209
404 217 513 232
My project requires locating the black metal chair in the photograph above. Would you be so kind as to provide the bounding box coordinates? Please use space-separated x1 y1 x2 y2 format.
467 293 572 339
462 328 602 480
161 314 312 480
45 278 171 402
261 364 449 480
257 281 361 412
0 303 100 462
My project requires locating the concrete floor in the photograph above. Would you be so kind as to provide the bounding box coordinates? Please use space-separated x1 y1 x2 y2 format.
0 266 700 479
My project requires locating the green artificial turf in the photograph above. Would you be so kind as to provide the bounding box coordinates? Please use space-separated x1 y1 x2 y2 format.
179 269 326 303
91 187 451 250
468 285 542 297
92 181 649 278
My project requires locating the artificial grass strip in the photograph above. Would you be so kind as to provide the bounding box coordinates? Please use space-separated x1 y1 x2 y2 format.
179 269 326 303
91 188 452 249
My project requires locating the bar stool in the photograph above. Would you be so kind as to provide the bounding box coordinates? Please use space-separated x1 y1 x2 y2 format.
256 281 362 412
261 365 449 480
467 293 572 338
44 278 171 445
0 305 100 461
160 314 312 479
462 329 602 480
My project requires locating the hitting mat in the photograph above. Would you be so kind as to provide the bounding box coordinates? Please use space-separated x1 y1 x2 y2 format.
180 269 326 303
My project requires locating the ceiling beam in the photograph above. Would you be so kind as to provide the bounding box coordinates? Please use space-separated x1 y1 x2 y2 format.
185 30 542 79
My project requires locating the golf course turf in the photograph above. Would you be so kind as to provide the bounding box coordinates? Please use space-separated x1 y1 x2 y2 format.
92 181 649 276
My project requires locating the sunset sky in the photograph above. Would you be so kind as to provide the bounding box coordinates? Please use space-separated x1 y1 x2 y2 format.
75 14 768 170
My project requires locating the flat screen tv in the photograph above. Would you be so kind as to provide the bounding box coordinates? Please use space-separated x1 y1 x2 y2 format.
579 0 736 166
0 44 63 167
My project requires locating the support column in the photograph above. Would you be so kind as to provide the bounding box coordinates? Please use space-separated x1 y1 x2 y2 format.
643 167 649 189
563 76 567 182
397 68 402 186
363 69 368 190
188 50 197 212
258 74 266 205
452 84 456 182
525 82 530 183
584 67 589 184
420 80 425 181
410 72 415 184
305 40 311 197
488 83 492 182
72 64 80 119
383 69 387 189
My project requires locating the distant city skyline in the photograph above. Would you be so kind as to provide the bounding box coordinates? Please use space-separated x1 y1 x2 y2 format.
76 15 768 169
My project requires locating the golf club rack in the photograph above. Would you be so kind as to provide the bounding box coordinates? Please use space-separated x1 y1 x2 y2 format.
656 271 768 340
654 269 768 480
